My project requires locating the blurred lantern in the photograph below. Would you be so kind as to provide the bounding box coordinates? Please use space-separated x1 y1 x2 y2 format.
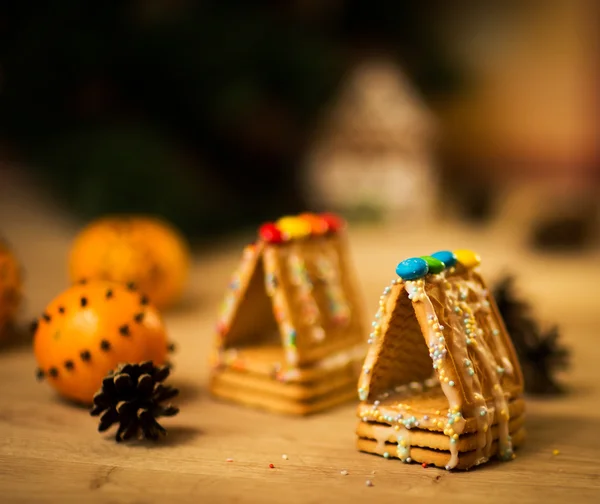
304 59 438 222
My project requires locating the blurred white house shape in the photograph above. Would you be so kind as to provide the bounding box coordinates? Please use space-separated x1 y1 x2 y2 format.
304 58 438 221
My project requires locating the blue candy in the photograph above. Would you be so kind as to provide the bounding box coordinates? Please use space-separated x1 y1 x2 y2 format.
396 257 429 280
431 250 457 268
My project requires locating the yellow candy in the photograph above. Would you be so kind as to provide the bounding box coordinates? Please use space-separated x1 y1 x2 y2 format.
453 249 481 269
276 216 312 240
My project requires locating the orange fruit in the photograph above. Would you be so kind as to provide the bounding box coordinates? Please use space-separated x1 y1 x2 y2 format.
0 239 22 339
33 281 169 404
68 216 191 309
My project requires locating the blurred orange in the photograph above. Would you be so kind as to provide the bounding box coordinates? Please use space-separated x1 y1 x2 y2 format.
69 216 191 309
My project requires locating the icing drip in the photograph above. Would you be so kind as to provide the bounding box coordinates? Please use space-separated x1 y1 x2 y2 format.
276 344 364 381
440 277 491 466
373 424 391 455
264 247 299 366
315 252 351 326
288 250 325 342
396 427 412 462
466 276 514 376
454 277 514 461
405 280 462 412
405 279 467 469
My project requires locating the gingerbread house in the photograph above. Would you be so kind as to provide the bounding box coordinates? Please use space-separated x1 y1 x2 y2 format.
355 250 525 470
209 213 366 415
304 58 437 221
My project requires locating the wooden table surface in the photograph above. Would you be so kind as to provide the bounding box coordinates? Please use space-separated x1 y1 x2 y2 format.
1 174 599 503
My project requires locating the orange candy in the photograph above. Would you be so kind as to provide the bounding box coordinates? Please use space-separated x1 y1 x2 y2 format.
33 281 169 404
0 240 22 339
299 213 329 235
68 216 190 309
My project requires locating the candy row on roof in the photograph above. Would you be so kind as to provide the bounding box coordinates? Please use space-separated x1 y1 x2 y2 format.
396 249 481 281
259 213 345 244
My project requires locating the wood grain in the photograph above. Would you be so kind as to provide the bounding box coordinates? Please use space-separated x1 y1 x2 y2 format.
0 174 599 503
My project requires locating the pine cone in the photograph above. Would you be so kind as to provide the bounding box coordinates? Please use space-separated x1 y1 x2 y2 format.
494 275 569 395
90 361 179 442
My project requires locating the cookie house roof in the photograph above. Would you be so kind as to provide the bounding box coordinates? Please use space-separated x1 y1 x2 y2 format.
212 212 364 370
357 249 524 408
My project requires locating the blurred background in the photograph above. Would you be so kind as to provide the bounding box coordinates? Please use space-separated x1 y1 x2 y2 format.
0 0 598 248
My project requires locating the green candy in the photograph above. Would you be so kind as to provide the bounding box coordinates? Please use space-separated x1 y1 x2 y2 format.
420 255 445 274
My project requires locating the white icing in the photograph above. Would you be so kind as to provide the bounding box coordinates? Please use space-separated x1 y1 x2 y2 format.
315 251 351 325
455 274 513 461
396 427 412 462
288 250 324 342
373 424 390 454
467 278 514 376
263 247 299 366
314 344 365 371
435 277 489 465
277 344 365 381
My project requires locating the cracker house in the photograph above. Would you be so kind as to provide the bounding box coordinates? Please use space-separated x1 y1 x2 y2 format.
210 213 366 415
355 250 525 470
304 59 437 221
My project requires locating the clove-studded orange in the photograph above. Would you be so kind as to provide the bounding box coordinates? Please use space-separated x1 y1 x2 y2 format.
68 216 191 309
0 239 22 339
33 281 170 404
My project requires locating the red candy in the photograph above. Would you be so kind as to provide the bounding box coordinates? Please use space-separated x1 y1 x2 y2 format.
320 213 345 233
259 223 283 243
269 463 275 469
216 321 228 336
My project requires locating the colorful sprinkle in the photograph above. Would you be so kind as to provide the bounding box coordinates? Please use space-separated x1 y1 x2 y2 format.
552 449 560 456
269 463 275 469
282 454 289 460
365 480 374 487
340 469 349 476
226 458 233 462
316 255 350 326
